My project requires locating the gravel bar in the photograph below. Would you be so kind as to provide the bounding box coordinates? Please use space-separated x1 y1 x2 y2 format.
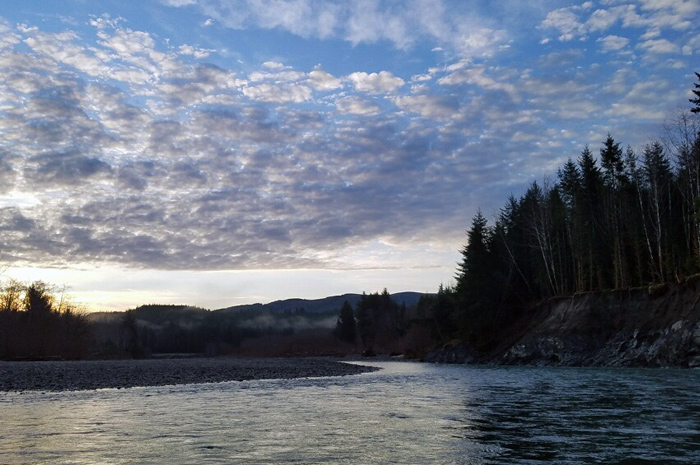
0 357 380 392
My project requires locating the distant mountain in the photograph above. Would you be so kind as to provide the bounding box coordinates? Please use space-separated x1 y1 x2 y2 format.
214 291 428 315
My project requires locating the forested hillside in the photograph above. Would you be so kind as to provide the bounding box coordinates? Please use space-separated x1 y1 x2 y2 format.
424 72 700 352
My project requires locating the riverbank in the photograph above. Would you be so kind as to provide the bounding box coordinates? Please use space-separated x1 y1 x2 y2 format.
426 277 700 368
0 357 379 392
499 279 700 367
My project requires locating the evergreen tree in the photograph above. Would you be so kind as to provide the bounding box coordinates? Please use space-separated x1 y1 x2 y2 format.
557 158 581 209
354 290 401 352
432 284 457 343
334 300 357 344
600 135 629 287
690 71 700 114
600 134 626 188
455 210 499 347
578 146 611 289
557 158 583 291
24 282 54 314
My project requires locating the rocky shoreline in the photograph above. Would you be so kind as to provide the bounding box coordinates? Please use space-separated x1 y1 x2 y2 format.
0 357 379 392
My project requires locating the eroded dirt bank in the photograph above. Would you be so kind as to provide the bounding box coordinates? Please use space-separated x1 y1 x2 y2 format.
428 277 700 367
500 278 700 367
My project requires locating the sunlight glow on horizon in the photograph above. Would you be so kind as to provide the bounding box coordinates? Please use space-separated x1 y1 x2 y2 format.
2 263 456 312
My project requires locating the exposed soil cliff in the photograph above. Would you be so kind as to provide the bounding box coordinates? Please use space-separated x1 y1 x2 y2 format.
501 278 700 367
427 277 700 368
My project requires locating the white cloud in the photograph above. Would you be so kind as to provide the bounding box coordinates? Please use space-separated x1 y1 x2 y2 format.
160 0 196 6
588 8 620 31
607 79 671 119
262 61 286 69
242 82 312 103
686 34 700 54
540 6 587 41
178 44 214 59
249 68 306 83
597 34 630 52
89 14 123 30
0 18 20 50
24 31 115 81
641 28 661 39
394 94 458 120
438 66 517 101
603 68 637 95
541 1 700 45
174 0 509 57
347 71 404 94
638 0 700 16
98 27 166 75
308 68 342 91
335 96 381 115
412 73 433 82
639 38 680 54
455 26 509 57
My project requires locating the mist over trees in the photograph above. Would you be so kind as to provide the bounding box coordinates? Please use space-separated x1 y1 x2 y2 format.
90 304 326 358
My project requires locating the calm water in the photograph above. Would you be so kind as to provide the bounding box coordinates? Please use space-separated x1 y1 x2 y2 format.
2 361 700 464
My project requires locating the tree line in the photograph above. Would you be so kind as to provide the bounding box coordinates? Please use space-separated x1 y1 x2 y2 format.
0 281 91 360
334 290 409 355
423 73 700 351
333 74 700 357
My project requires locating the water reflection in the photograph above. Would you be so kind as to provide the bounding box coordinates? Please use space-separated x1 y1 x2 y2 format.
2 362 700 464
443 366 700 464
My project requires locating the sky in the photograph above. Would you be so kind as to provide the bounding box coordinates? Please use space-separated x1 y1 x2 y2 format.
0 0 698 311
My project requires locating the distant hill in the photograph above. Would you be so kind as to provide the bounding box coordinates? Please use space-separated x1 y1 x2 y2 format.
86 292 433 356
87 292 431 330
214 291 428 315
87 304 209 325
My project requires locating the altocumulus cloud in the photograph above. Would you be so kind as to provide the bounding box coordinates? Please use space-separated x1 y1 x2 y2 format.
0 0 698 275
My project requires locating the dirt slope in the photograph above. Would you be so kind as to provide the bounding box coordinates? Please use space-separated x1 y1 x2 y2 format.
500 278 700 367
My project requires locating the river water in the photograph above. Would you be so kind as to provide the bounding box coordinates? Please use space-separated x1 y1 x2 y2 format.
2 361 700 464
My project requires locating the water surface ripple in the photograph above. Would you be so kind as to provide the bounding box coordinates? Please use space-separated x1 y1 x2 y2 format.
2 361 699 464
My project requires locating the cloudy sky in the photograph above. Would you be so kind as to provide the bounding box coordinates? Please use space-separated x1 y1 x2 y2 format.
0 0 698 311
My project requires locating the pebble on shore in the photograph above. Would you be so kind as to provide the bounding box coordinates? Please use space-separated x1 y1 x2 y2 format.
0 357 379 392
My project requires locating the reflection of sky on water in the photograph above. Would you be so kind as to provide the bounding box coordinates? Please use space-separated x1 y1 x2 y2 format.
3 363 700 464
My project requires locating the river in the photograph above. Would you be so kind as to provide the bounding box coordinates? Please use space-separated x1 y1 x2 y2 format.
2 361 700 464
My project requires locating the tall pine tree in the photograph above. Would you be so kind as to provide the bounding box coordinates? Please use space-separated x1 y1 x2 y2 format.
690 71 700 114
455 210 500 347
